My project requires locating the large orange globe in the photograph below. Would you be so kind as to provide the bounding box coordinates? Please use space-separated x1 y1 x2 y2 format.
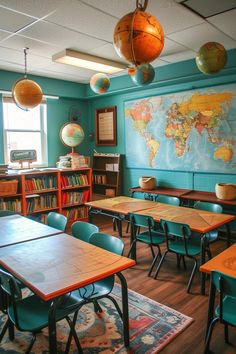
196 42 227 75
12 78 43 110
113 9 164 65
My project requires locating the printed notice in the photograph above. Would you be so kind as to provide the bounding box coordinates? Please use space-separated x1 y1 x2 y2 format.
98 112 114 141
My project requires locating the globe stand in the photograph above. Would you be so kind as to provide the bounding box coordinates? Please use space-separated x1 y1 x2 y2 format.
67 147 80 156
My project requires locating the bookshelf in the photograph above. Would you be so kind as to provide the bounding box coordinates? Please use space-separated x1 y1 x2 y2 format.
0 168 92 225
92 153 121 199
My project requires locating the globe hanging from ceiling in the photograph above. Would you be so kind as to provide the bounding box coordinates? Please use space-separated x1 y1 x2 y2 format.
113 8 164 65
90 73 110 94
12 78 43 110
195 42 227 75
128 63 155 86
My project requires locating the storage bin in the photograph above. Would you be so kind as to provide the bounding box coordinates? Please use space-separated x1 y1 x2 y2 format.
215 183 236 200
139 176 156 190
0 180 18 195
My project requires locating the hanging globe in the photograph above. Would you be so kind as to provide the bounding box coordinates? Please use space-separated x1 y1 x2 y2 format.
90 73 110 94
196 42 227 75
12 78 43 110
113 9 164 65
128 63 155 86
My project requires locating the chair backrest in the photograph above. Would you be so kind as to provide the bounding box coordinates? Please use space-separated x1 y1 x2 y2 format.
0 268 22 301
129 213 155 229
194 201 223 214
160 219 191 239
156 195 180 206
211 270 236 322
0 210 16 217
89 232 124 256
71 221 99 242
47 212 67 231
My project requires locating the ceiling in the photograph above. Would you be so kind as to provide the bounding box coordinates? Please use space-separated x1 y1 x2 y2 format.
0 0 235 84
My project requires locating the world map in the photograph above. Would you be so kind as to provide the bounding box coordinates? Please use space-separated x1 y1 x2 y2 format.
125 84 236 173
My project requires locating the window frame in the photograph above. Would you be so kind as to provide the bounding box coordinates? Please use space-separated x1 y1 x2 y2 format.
2 96 48 167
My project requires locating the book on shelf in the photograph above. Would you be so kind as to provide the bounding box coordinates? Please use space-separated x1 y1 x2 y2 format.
0 164 9 174
57 155 90 169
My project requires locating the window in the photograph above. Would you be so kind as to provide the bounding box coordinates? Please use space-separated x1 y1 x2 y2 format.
2 97 47 167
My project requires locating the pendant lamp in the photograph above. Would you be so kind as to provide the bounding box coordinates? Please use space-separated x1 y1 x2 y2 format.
12 48 43 110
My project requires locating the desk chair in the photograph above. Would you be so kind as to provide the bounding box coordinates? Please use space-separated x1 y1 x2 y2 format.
155 195 180 206
0 210 16 217
47 211 67 232
128 213 165 276
204 271 236 354
154 219 201 293
0 268 83 354
65 232 124 353
71 220 99 242
193 201 223 258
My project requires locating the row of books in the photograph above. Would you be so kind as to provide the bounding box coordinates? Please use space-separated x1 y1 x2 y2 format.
0 164 9 174
26 194 57 212
62 206 88 221
25 176 57 191
61 190 90 206
61 174 88 188
0 198 21 212
92 174 107 184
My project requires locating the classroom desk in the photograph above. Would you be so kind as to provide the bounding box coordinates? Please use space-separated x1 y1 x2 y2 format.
200 243 236 340
85 196 156 237
0 214 63 248
181 190 236 207
129 186 191 199
134 203 235 294
0 234 135 353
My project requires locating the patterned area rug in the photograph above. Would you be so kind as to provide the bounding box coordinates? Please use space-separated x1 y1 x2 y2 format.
0 284 193 353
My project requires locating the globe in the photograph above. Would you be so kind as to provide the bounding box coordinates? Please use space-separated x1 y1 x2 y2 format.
113 9 164 65
90 73 110 94
128 64 155 86
12 78 43 110
60 123 85 152
196 42 227 75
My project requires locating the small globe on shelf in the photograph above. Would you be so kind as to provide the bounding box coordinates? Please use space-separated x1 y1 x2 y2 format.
113 9 164 65
90 73 110 94
196 42 227 75
128 63 155 86
12 78 43 110
60 122 85 154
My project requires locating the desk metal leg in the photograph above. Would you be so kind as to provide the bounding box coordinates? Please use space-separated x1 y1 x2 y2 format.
48 299 59 354
116 272 130 348
200 235 206 295
226 224 231 248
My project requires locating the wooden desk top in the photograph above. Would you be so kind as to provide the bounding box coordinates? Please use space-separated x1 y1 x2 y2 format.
0 234 135 301
200 243 236 276
135 203 235 233
181 190 236 206
0 215 62 248
129 187 192 198
85 196 156 215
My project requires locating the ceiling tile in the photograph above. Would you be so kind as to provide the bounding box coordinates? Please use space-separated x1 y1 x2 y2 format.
90 43 127 64
0 6 37 32
208 8 236 40
168 22 236 51
161 38 187 56
181 0 236 18
0 0 61 18
161 49 196 63
0 29 12 41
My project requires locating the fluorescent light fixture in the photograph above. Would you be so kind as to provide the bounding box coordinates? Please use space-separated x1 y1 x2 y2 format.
0 90 59 100
52 49 127 74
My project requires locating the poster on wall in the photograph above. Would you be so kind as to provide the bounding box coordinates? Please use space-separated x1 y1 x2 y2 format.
124 83 236 173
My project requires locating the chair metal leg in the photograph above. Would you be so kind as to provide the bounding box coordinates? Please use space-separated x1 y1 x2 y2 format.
8 320 15 341
149 244 155 259
126 222 130 234
65 315 83 354
25 334 36 354
187 257 197 293
127 240 137 260
148 246 161 277
224 324 229 344
106 295 123 319
154 250 168 279
182 256 186 269
176 254 181 268
65 310 79 354
93 299 103 313
0 318 10 342
204 317 219 354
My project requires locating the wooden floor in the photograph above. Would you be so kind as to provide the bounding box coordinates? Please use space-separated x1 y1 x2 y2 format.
94 215 236 354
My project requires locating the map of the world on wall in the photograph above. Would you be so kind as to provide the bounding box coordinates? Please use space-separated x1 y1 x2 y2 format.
125 83 236 173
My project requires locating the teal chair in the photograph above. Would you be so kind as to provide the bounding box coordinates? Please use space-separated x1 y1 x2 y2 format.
0 268 83 353
155 195 180 206
204 271 236 354
47 212 67 231
65 232 124 353
71 220 99 242
0 210 16 217
154 219 201 293
127 213 165 276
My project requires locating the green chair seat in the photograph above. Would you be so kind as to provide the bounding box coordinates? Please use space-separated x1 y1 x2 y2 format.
136 231 165 244
169 239 201 256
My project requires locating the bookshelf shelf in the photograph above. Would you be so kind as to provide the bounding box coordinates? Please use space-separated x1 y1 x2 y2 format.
0 168 92 224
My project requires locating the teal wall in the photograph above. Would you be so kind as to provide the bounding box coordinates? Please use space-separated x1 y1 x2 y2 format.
0 49 236 194
85 49 236 194
0 71 88 167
